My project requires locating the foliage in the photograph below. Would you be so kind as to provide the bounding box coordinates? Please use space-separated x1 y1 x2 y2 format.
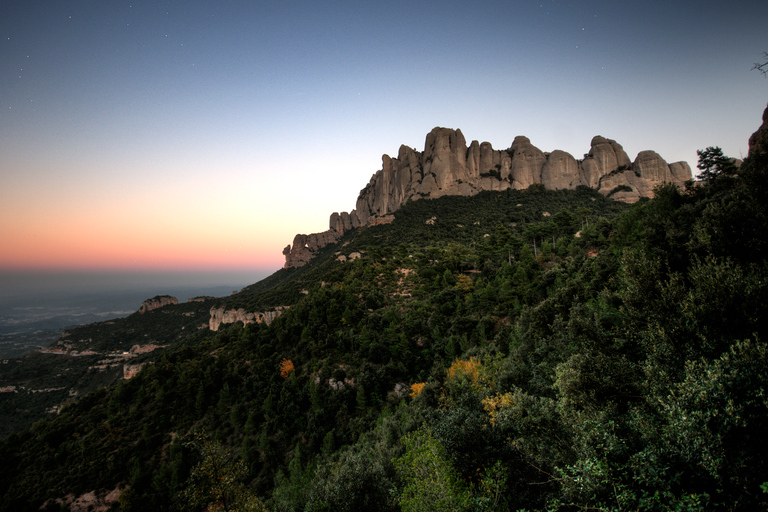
696 146 738 188
278 359 295 380
446 358 481 386
179 434 267 512
393 428 471 512
409 382 426 398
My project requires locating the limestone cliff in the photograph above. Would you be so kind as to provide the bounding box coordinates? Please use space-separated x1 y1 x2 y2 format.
209 306 287 331
283 128 692 268
138 295 178 314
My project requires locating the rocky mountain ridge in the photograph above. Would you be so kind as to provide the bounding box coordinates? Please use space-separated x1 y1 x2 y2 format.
283 128 692 268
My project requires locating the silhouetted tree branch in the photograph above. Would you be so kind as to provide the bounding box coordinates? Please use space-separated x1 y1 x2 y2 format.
753 51 768 77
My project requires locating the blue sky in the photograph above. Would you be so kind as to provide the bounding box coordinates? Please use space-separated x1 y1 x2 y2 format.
1 0 766 276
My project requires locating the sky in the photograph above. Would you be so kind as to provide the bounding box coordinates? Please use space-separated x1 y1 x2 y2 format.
1 0 767 284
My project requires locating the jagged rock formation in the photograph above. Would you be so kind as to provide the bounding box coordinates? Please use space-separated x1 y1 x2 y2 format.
138 295 178 314
209 306 287 332
283 128 692 268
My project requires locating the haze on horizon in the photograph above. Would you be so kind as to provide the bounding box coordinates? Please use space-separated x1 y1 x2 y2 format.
0 268 268 299
2 0 767 276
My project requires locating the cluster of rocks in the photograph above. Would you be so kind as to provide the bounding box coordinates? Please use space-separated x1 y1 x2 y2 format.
335 251 362 263
282 128 692 268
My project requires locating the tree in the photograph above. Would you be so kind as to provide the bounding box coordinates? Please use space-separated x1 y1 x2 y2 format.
455 274 474 295
279 358 295 379
179 434 267 512
393 428 471 512
696 146 737 186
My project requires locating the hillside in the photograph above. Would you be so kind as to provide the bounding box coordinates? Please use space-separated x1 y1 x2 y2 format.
1 105 767 511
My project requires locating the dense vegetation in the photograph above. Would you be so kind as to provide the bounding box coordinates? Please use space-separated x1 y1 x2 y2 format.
1 141 767 511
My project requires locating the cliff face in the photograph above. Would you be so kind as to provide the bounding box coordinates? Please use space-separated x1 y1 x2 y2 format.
138 295 178 313
283 128 692 268
208 306 287 331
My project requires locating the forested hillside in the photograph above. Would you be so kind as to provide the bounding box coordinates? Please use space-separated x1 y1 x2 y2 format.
1 117 767 511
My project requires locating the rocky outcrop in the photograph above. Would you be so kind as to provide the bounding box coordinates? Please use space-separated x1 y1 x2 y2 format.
138 295 178 313
282 127 692 268
208 306 287 331
123 363 145 380
283 231 341 268
749 102 768 157
187 296 215 303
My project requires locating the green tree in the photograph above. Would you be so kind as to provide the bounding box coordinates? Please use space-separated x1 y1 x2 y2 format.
393 428 471 512
696 146 737 187
179 434 266 512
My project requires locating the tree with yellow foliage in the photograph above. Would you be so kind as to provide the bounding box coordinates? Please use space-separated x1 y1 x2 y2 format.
409 382 426 398
446 357 481 385
279 358 295 379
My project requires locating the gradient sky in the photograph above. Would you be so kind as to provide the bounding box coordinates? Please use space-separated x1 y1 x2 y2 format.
2 0 767 277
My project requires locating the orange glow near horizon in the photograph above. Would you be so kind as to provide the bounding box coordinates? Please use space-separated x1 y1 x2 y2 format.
0 198 288 272
1 218 287 271
0 163 318 274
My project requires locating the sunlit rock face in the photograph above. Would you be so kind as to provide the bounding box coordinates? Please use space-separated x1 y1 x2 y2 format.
282 127 692 268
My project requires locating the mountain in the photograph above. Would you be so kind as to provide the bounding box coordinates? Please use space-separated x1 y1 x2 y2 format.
1 105 767 512
283 128 691 268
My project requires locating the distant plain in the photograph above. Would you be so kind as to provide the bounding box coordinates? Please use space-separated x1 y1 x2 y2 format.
0 270 269 358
